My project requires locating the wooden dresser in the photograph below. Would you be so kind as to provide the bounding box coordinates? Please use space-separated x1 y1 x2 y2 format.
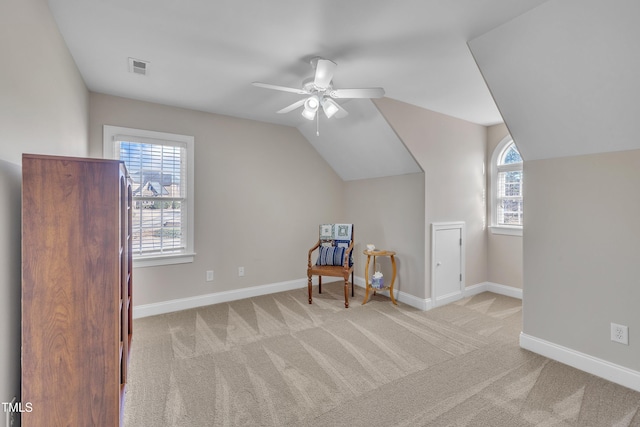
21 154 133 426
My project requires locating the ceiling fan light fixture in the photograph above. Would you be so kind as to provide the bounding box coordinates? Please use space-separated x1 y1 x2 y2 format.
302 96 319 120
322 98 340 118
301 108 316 120
304 96 319 110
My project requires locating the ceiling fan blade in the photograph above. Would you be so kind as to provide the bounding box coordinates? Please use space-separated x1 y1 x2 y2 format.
329 87 385 99
252 82 309 95
313 58 337 89
276 98 306 114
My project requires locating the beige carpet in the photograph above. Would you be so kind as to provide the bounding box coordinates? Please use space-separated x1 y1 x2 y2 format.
124 285 640 426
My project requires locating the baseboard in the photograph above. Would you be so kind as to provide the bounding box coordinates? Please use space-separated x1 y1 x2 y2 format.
354 276 432 311
134 279 519 319
465 281 523 300
520 332 640 393
354 277 522 310
133 278 308 318
432 290 465 308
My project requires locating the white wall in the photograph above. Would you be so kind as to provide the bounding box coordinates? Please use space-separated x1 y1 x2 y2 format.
373 98 487 299
89 93 345 306
0 0 89 407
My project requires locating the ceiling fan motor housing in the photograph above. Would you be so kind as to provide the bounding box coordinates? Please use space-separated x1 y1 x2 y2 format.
302 77 331 94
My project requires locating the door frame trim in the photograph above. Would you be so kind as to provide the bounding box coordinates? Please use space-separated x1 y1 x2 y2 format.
431 221 466 307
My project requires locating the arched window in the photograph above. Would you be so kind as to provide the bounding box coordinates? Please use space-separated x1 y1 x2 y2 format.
490 136 523 235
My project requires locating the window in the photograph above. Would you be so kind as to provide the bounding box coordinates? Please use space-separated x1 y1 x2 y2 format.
490 136 523 236
104 126 195 266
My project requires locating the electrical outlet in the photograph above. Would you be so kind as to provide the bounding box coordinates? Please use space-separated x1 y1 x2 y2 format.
206 270 214 282
611 323 629 345
238 266 245 277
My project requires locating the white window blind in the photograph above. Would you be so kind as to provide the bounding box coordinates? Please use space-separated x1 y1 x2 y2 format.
117 137 187 256
103 125 195 266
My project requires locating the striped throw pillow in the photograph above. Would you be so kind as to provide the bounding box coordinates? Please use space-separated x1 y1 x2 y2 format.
316 246 346 266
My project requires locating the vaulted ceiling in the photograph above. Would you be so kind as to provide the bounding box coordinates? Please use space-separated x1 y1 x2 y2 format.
47 0 549 179
469 0 640 161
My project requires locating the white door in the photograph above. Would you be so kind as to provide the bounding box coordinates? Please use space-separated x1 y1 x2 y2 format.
431 222 465 307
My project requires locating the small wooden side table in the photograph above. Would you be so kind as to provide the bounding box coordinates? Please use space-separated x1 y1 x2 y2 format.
362 249 397 305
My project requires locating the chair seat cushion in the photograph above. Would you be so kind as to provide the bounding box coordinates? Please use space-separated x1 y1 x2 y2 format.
317 245 345 266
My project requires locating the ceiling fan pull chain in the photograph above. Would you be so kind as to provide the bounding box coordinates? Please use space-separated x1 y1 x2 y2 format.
316 112 320 136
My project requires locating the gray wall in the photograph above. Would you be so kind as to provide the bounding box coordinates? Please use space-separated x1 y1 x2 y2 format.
470 0 640 375
89 93 345 306
524 150 640 370
345 173 425 298
0 0 89 407
89 90 484 311
374 98 488 299
0 162 22 413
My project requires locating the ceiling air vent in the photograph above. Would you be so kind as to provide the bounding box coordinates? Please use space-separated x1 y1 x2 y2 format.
128 57 149 75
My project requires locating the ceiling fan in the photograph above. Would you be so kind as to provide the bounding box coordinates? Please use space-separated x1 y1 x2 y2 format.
252 57 385 133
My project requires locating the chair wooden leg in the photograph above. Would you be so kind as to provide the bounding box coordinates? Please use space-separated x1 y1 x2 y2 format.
308 275 312 304
351 271 355 297
344 280 349 308
318 276 322 294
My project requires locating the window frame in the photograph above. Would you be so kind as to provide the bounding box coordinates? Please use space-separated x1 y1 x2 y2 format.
490 135 523 236
103 125 195 267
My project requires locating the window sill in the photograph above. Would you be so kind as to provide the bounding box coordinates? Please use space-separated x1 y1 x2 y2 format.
133 253 196 268
489 226 523 237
